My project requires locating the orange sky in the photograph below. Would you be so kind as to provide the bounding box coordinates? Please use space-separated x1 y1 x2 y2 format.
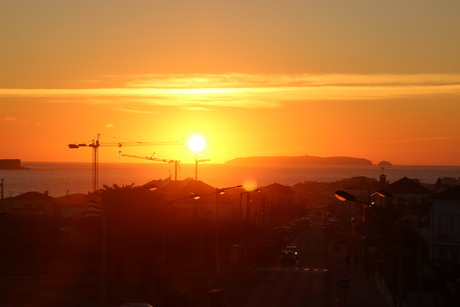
1 1 460 166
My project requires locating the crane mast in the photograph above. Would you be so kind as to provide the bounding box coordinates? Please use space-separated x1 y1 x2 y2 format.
122 154 181 180
68 134 182 192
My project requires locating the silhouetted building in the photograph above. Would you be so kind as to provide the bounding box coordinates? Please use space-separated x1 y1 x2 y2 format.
430 185 460 262
434 177 460 192
142 177 237 221
263 183 296 226
55 193 91 217
3 191 56 215
341 176 380 197
376 176 434 209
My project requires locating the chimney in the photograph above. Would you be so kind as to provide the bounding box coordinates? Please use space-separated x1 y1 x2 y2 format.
379 174 387 190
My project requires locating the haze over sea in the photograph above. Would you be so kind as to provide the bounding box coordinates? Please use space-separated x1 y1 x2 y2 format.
1 162 460 198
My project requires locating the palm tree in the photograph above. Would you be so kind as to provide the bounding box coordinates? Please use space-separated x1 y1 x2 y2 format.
84 183 165 284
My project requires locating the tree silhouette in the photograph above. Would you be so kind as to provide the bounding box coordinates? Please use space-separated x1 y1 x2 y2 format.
83 183 164 284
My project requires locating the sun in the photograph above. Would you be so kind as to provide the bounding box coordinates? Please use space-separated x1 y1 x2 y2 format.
187 135 207 152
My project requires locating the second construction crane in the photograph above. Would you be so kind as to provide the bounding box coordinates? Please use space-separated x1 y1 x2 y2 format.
68 134 182 192
122 153 181 180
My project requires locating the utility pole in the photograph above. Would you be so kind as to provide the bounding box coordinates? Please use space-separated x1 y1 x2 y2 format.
1 179 3 207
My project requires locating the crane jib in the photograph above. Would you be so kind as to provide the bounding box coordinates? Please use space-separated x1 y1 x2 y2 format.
67 138 182 192
68 141 182 148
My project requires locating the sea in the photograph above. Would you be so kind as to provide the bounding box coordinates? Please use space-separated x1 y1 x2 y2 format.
1 162 460 198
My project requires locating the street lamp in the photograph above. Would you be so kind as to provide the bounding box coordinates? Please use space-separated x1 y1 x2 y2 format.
334 190 354 259
239 189 261 219
101 194 108 307
238 189 261 264
194 158 210 181
378 190 422 307
187 135 209 181
215 185 242 274
335 190 403 307
160 193 200 307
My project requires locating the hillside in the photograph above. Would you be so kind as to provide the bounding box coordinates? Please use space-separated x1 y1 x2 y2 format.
225 155 373 165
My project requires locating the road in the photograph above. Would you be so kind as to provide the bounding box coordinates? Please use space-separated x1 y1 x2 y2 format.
219 219 339 307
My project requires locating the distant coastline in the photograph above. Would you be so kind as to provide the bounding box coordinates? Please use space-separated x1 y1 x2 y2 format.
3 162 460 197
225 155 375 165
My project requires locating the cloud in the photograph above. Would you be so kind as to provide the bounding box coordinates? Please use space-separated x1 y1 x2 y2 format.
178 106 212 111
377 136 460 143
125 73 460 88
4 116 18 121
105 123 115 128
116 108 153 114
1 73 460 109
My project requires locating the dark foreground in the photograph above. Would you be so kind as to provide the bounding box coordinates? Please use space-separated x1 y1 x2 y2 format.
0 213 390 307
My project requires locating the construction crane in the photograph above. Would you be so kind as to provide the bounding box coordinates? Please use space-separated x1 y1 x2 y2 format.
122 153 181 180
68 134 182 192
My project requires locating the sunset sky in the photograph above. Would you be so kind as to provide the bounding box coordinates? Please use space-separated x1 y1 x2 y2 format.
1 1 460 166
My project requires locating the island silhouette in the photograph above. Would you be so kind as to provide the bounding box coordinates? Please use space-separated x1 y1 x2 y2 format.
225 155 377 165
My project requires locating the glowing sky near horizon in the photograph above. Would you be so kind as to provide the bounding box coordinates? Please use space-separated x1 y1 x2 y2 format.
1 1 460 166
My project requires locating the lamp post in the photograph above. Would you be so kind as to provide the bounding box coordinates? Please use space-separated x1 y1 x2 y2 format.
160 193 200 307
335 190 403 307
1 179 3 208
378 190 422 307
261 193 266 241
239 189 261 220
187 135 209 181
238 189 261 265
215 185 242 274
194 157 210 181
101 194 107 307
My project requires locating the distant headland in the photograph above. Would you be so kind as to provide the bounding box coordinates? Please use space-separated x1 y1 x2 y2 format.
225 155 389 166
0 159 30 170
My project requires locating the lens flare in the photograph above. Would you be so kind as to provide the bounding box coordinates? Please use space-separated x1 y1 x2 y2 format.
243 179 258 191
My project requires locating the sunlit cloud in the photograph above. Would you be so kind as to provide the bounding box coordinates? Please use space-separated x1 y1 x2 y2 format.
179 106 212 111
4 116 18 121
125 73 460 88
105 123 115 128
2 73 460 109
377 136 460 143
77 79 102 83
116 108 153 114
